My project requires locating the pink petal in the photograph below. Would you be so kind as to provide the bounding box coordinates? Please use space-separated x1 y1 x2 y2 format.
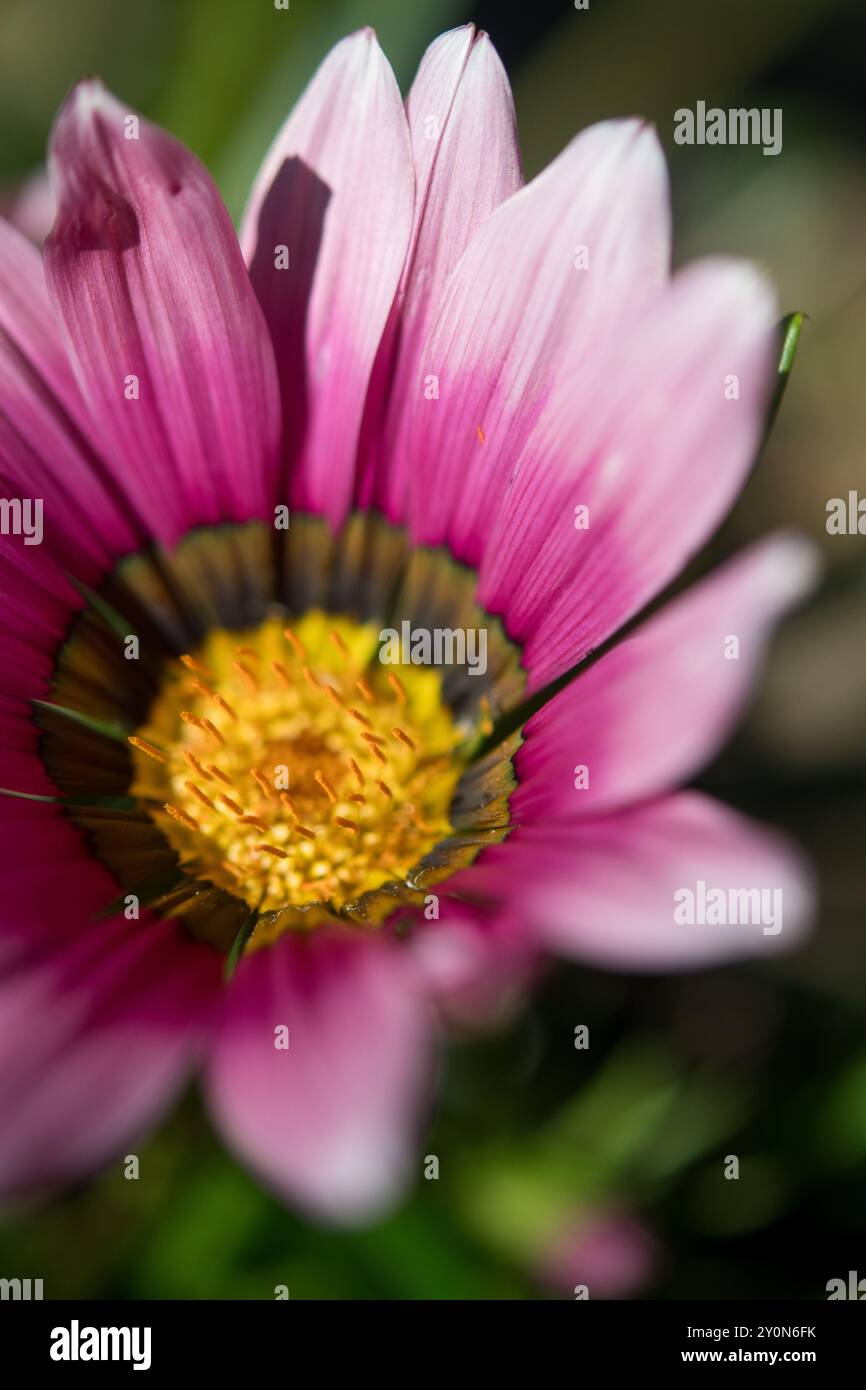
481 258 779 691
0 216 140 569
514 534 820 821
402 118 670 561
5 166 56 245
0 916 220 1200
358 25 522 519
538 1210 659 1298
241 30 414 530
454 793 814 972
206 927 435 1224
44 80 281 547
410 902 538 1027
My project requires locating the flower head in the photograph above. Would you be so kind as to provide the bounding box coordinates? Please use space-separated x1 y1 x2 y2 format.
0 26 817 1222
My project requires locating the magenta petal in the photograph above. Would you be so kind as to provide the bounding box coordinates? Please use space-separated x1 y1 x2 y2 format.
0 541 80 679
402 118 670 562
205 928 435 1224
0 216 140 569
44 80 281 546
241 30 414 530
455 793 814 972
514 534 820 821
0 547 119 968
481 258 779 691
358 25 522 519
0 917 220 1200
0 798 122 967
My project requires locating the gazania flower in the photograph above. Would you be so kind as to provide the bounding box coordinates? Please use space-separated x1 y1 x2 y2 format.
0 25 817 1222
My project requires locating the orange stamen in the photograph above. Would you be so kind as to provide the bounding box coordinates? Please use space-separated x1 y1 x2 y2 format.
213 693 238 722
257 842 288 860
284 628 307 659
164 802 199 831
180 653 213 678
314 770 338 804
387 672 407 705
128 736 167 764
180 710 206 731
251 768 274 800
186 780 216 812
233 661 259 693
184 751 214 780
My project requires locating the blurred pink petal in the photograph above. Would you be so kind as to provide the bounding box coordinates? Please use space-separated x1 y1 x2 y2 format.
206 928 435 1223
514 533 820 820
539 1210 659 1298
0 917 220 1200
455 793 813 971
5 167 55 244
410 903 538 1026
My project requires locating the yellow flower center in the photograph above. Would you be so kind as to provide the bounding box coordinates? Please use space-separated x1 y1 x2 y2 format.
128 611 465 925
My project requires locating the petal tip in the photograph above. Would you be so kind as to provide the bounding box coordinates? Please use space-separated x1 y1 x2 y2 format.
56 76 125 129
346 25 380 49
759 531 824 606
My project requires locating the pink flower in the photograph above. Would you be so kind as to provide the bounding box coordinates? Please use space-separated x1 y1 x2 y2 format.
538 1211 660 1299
0 26 817 1223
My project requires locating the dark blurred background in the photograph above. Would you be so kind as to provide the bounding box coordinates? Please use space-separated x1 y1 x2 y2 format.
0 0 864 1299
